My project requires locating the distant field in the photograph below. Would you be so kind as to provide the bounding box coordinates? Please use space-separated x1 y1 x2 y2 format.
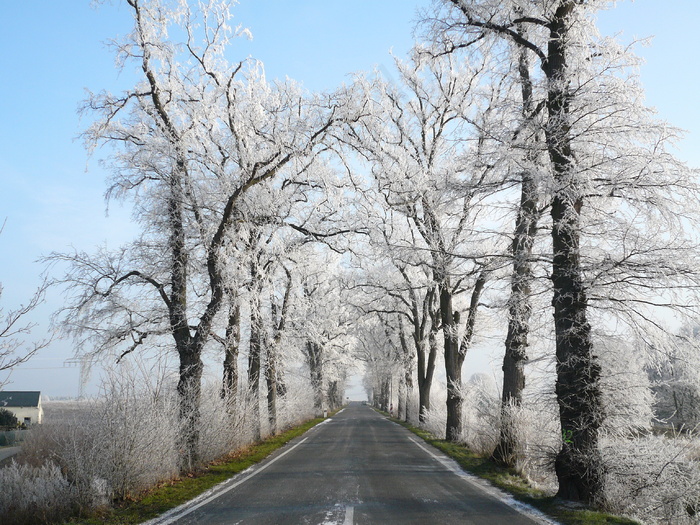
42 400 96 423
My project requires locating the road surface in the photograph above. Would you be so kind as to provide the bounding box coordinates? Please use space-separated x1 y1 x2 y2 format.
148 403 548 524
0 446 21 465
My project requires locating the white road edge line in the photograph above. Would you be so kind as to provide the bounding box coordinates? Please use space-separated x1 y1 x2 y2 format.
143 436 310 525
407 436 560 525
343 505 354 525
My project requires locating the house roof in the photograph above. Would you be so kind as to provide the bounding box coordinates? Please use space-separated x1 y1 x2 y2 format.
0 391 41 408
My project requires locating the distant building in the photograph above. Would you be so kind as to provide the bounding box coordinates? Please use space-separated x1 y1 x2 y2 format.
0 391 43 426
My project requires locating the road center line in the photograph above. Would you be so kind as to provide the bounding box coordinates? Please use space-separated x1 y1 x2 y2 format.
145 436 310 525
343 505 354 525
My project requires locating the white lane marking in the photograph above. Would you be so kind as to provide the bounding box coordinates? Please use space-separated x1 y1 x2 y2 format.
407 436 558 525
343 505 354 525
144 437 310 525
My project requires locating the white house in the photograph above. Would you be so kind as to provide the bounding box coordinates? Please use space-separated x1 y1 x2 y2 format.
0 391 43 426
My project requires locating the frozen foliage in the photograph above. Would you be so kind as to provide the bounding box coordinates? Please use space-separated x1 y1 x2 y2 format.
9 354 320 524
502 399 560 489
458 374 501 455
602 434 700 525
597 335 655 436
649 326 700 430
275 371 316 431
0 461 76 525
197 382 256 464
20 376 180 504
422 404 447 440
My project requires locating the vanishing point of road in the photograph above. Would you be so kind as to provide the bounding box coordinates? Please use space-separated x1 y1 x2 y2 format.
147 403 548 525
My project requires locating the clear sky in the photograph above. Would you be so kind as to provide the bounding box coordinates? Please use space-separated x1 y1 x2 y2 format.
1 0 698 397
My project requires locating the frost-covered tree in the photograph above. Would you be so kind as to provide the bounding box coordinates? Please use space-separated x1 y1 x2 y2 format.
294 253 357 416
344 203 438 422
344 51 503 441
0 278 49 388
424 0 700 503
48 0 341 470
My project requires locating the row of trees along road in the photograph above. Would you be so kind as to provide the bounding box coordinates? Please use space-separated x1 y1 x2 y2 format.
45 0 700 509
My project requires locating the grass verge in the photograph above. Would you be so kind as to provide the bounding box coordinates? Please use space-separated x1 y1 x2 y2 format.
65 415 330 525
381 412 639 525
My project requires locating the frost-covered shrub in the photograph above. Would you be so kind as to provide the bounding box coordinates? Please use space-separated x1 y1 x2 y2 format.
598 336 654 436
0 461 77 525
12 361 322 522
405 389 421 426
414 379 447 438
276 372 315 431
19 366 180 504
602 433 700 525
458 373 500 455
198 385 249 464
422 403 447 440
511 397 560 488
91 378 179 500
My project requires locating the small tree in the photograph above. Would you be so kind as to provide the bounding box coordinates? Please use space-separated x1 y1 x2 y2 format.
0 408 18 429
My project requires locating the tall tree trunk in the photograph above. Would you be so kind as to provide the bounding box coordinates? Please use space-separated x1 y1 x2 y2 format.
222 299 241 403
168 162 204 471
381 376 390 412
328 380 343 411
493 27 541 468
397 375 406 420
306 341 324 416
265 344 278 434
248 264 263 441
419 328 438 422
398 315 415 422
441 284 463 442
176 344 203 471
544 2 604 503
444 271 488 442
266 266 292 434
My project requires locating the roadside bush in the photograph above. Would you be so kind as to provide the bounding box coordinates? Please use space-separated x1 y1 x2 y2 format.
602 433 700 525
90 373 180 501
276 372 316 431
19 364 180 505
458 373 500 455
198 384 249 464
0 461 77 525
422 404 447 440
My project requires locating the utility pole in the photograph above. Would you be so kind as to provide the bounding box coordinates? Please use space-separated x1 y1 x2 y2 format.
63 357 91 399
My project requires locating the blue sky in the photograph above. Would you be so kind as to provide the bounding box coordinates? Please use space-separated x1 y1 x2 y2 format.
1 0 698 397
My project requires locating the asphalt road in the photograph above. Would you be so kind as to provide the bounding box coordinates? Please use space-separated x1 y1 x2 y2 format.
148 403 547 525
0 446 21 466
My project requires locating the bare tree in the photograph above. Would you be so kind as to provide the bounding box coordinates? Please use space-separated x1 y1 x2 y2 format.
425 0 700 503
0 278 50 388
344 51 503 441
49 0 340 470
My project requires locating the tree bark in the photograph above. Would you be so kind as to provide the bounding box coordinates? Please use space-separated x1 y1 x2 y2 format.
543 2 605 503
306 341 324 416
441 284 463 441
222 299 241 403
419 327 438 422
265 346 278 434
397 318 414 422
493 25 540 468
248 256 263 441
